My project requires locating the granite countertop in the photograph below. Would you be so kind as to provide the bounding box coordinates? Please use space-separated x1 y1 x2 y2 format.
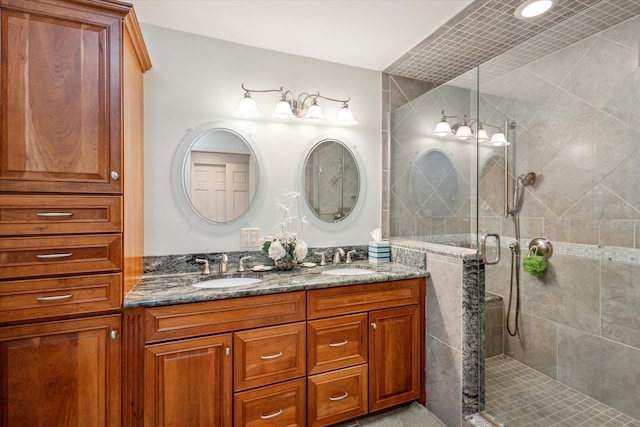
123 260 427 308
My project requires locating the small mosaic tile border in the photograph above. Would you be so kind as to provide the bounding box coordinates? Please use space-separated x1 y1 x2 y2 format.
393 234 640 265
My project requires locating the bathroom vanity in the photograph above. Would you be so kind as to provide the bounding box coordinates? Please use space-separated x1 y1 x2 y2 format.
123 262 426 427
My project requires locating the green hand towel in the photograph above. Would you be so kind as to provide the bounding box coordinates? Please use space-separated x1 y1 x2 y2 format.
523 255 547 276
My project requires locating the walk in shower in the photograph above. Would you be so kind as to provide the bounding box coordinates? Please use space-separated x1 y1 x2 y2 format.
387 4 640 426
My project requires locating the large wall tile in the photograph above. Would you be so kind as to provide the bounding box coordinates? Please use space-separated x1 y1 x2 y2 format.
504 312 558 379
562 37 637 109
427 335 463 427
558 326 640 420
601 260 640 349
427 256 463 350
522 254 600 334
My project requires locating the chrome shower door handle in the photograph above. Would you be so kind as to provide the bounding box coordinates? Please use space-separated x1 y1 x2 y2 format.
481 233 501 265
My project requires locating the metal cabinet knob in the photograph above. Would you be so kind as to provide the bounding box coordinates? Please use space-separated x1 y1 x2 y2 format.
110 330 118 340
371 322 377 330
110 171 119 180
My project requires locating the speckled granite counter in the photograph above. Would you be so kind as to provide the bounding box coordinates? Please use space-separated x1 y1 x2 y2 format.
123 260 427 308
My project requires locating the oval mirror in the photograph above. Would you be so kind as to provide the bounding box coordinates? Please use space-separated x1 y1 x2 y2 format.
173 122 264 229
301 137 362 224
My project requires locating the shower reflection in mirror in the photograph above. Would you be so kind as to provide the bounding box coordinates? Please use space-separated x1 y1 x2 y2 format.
303 139 359 222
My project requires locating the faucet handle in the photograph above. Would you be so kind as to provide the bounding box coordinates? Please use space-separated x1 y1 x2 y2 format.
195 258 210 275
346 250 357 264
237 256 252 272
314 252 327 266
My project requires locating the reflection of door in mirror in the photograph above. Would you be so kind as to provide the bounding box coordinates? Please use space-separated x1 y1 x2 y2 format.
190 151 249 223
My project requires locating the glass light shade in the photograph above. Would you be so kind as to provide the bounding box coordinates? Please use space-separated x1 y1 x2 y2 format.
273 99 295 120
477 127 489 142
490 131 510 146
336 105 358 126
515 0 556 19
456 124 473 140
304 102 324 122
234 95 260 118
433 120 452 136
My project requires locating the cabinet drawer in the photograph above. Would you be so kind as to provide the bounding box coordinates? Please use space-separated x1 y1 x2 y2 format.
307 279 423 319
0 234 122 279
145 291 305 343
234 322 306 391
234 378 305 427
0 273 121 323
308 313 368 375
0 195 122 236
307 364 368 427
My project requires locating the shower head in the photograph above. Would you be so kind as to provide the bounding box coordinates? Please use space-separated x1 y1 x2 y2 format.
518 172 536 187
510 172 537 215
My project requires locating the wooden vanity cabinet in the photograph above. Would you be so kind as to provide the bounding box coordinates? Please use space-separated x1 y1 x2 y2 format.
134 279 424 427
0 1 150 426
306 279 425 426
141 292 307 427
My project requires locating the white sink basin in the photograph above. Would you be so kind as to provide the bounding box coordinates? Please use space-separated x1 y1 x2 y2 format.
193 276 263 288
322 268 373 276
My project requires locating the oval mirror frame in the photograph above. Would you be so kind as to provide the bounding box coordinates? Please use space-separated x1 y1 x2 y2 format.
172 121 266 232
298 134 366 229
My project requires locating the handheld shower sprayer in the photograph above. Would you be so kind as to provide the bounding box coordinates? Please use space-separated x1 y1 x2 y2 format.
509 172 536 215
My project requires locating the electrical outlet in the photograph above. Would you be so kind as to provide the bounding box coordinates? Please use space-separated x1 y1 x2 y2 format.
240 228 261 248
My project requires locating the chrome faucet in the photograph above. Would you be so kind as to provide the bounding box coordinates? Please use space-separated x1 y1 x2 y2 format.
346 250 357 264
219 254 229 273
195 258 210 275
332 248 345 264
237 256 252 272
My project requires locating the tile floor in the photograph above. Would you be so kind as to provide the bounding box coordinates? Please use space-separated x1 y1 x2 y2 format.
333 401 446 427
483 355 640 427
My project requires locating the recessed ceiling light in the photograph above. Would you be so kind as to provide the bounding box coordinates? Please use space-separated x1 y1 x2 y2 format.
515 0 557 19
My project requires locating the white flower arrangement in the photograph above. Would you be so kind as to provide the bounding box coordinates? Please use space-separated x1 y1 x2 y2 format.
262 190 308 266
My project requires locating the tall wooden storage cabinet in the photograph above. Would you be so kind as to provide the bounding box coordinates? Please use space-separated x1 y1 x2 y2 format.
0 1 150 426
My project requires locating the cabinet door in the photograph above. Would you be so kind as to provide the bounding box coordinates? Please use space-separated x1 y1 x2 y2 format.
0 6 121 194
369 305 421 412
0 314 121 427
145 334 233 427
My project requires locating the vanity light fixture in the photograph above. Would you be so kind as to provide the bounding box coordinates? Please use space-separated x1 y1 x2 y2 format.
515 0 557 19
234 83 358 126
482 121 511 146
432 110 510 145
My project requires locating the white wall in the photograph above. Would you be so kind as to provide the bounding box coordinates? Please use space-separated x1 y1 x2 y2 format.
141 24 381 256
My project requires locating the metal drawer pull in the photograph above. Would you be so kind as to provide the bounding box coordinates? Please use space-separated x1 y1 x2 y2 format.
36 212 74 217
36 294 73 301
329 392 349 401
260 351 283 360
328 340 348 347
260 409 283 420
371 322 377 330
36 253 73 259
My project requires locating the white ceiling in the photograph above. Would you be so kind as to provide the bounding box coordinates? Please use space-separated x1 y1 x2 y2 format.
129 0 473 71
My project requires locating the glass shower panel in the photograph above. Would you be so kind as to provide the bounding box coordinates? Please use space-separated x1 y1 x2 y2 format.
389 68 480 248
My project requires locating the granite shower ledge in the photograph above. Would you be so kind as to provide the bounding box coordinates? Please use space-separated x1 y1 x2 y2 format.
123 261 427 308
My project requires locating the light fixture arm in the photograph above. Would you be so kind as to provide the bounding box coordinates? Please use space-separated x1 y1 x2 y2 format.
236 83 357 125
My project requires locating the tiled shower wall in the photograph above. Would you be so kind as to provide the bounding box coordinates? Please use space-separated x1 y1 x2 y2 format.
383 12 640 423
480 15 640 420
